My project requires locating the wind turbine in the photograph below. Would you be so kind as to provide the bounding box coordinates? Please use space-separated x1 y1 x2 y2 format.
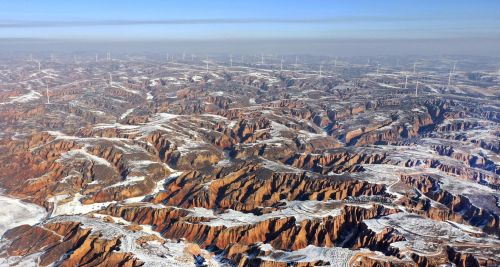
95 53 98 63
109 73 113 85
230 54 233 67
280 56 283 72
404 75 408 89
447 69 452 89
38 61 41 71
182 52 186 61
452 62 456 73
319 65 323 77
261 54 264 65
46 84 50 104
415 80 419 97
206 56 209 73
295 55 298 65
413 62 417 74
377 64 380 75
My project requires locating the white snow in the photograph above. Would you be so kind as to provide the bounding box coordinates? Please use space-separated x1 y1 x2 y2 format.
58 148 112 167
46 215 219 267
150 171 183 196
0 251 42 267
0 90 42 105
188 200 342 227
120 108 135 120
147 92 154 100
259 244 355 267
108 176 146 188
48 193 115 217
0 194 47 236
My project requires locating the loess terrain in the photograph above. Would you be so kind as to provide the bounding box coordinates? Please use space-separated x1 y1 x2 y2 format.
0 54 499 267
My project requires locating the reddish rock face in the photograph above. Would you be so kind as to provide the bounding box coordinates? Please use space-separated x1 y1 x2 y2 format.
0 55 499 267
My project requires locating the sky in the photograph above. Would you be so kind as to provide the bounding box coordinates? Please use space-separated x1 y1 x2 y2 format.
0 0 499 55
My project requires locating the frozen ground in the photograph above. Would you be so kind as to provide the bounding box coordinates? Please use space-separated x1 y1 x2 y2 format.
0 194 47 236
259 244 356 267
48 215 220 267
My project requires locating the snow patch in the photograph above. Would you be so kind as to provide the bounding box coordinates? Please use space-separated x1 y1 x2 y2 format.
0 194 47 236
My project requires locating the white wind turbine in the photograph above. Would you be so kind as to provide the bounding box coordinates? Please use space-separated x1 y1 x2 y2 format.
206 56 209 73
415 80 419 96
46 84 50 104
447 69 452 89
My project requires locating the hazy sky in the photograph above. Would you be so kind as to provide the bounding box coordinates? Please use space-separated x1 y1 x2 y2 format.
0 0 499 55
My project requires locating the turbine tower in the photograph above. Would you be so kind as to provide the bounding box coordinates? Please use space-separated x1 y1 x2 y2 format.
230 54 233 67
280 56 283 72
261 54 264 65
38 61 41 71
95 53 98 63
404 75 408 89
415 80 419 97
377 64 380 75
46 84 50 104
109 73 113 85
447 70 452 89
413 62 417 74
206 56 209 73
319 65 323 77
